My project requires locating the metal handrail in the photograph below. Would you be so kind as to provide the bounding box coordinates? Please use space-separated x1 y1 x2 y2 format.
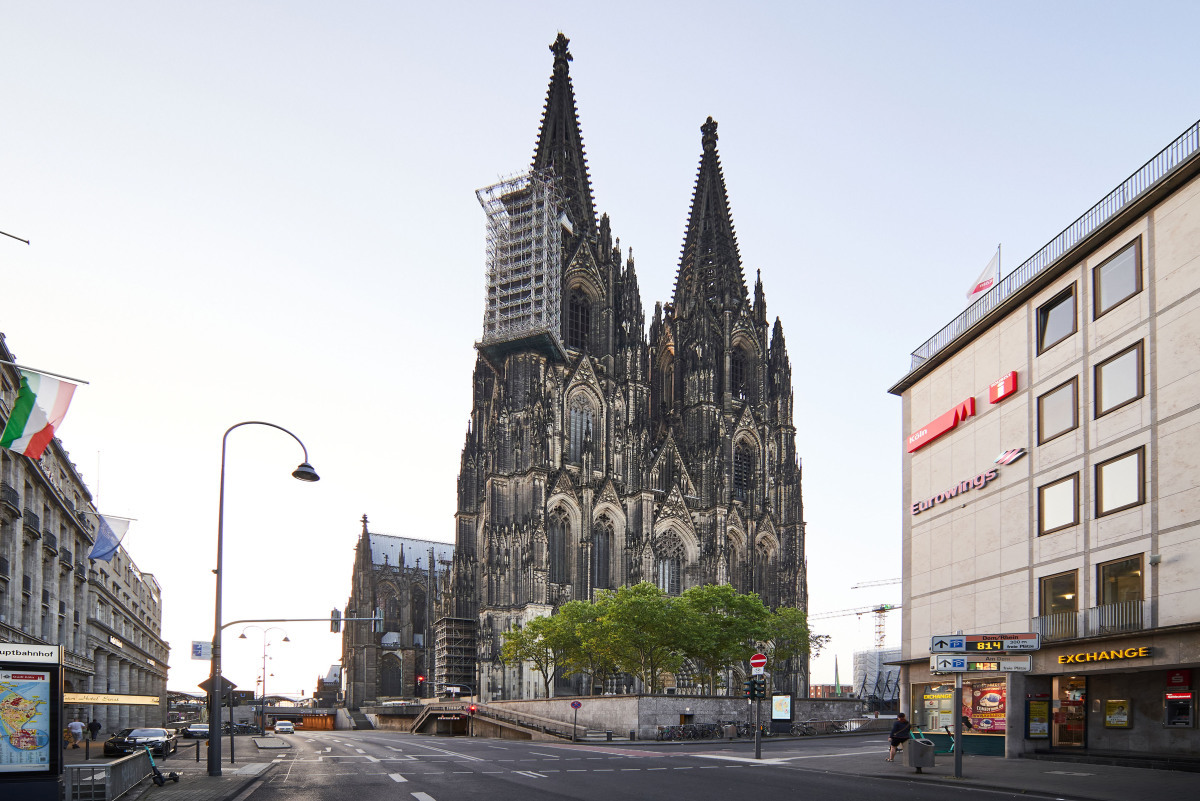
904 119 1200 375
64 750 151 801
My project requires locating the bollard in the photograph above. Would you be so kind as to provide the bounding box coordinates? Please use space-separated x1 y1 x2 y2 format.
197 741 202 762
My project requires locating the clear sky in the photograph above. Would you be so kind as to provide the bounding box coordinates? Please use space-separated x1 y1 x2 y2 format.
4 1 1200 699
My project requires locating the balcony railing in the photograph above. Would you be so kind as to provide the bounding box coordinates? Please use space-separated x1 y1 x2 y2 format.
0 481 19 512
903 119 1200 376
1034 600 1149 642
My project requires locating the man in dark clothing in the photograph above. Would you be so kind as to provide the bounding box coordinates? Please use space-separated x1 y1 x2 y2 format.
88 719 102 741
887 713 911 761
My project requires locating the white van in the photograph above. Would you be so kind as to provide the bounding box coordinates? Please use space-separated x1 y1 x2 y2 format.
274 721 294 734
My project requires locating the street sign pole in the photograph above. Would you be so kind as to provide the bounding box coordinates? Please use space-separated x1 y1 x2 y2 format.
953 673 963 779
754 693 762 760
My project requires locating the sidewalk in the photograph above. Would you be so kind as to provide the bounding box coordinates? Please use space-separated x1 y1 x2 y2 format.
63 737 284 801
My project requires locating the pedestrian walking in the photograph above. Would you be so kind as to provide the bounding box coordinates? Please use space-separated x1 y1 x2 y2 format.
88 719 103 741
886 713 911 761
68 719 85 748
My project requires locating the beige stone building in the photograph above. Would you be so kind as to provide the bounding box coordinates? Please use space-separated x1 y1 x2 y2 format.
1 334 169 735
889 120 1200 759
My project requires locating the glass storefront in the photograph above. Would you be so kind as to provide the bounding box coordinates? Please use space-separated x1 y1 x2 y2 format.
1052 675 1087 747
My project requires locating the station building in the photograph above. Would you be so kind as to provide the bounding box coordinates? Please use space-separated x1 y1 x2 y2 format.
889 120 1200 759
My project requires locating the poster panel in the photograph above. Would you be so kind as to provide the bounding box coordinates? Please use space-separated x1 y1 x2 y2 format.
0 669 52 772
1104 699 1131 728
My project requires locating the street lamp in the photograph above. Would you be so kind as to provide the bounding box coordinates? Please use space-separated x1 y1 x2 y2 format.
208 421 318 776
239 626 289 733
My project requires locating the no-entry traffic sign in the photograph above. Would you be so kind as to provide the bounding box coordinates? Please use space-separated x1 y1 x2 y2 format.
749 653 767 668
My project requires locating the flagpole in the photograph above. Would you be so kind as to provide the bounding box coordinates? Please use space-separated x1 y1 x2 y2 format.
0 359 90 385
1 229 30 245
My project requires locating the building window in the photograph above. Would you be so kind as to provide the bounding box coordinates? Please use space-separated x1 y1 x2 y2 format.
1095 342 1143 417
1094 240 1141 318
591 518 612 589
548 510 570 584
730 348 748 400
733 442 753 504
656 556 681 596
1038 473 1078 535
568 397 594 465
1037 285 1076 354
1098 555 1143 605
1040 571 1078 616
567 290 591 351
1096 447 1144 516
1037 377 1078 444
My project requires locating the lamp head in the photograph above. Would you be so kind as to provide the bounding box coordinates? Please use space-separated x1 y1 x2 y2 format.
238 633 248 639
282 636 291 642
292 462 320 482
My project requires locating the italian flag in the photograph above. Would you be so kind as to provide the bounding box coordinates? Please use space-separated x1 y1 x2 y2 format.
1 370 76 458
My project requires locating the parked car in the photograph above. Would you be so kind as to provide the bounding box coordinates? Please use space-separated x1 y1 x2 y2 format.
104 728 178 757
181 722 209 739
274 721 294 734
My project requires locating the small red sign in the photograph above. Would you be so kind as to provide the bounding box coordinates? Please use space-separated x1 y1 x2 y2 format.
1166 692 1193 700
907 397 976 453
749 653 767 669
989 371 1018 404
1166 669 1192 691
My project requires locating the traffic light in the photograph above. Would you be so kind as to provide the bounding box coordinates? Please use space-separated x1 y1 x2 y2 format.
753 677 767 699
416 675 425 695
330 608 342 633
373 607 383 633
743 679 754 699
467 704 477 715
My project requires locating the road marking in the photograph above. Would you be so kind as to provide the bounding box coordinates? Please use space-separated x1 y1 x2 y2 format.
1046 770 1095 776
365 755 380 763
513 770 547 778
324 747 332 752
403 741 485 761
411 794 437 801
356 748 365 754
387 746 405 752
530 752 559 758
388 773 408 783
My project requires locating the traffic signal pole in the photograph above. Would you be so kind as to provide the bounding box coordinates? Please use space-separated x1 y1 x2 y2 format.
754 693 762 760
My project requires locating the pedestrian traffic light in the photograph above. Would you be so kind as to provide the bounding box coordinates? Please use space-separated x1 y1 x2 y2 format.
743 679 754 699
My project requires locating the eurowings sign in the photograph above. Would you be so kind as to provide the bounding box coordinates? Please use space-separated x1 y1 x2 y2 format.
906 398 976 453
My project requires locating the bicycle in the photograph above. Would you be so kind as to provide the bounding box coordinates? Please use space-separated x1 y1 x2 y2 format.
790 721 816 736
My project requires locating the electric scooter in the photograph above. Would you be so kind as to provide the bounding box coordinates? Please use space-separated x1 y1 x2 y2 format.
144 744 180 786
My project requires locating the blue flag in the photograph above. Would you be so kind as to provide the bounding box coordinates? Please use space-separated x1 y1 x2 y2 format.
88 515 130 562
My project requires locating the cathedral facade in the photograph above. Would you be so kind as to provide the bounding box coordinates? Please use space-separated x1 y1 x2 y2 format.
451 35 809 700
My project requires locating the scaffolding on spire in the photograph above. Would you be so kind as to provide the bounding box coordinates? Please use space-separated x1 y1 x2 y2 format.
476 169 567 363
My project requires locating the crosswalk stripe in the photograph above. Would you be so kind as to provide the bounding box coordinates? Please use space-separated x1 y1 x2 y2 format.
388 773 407 783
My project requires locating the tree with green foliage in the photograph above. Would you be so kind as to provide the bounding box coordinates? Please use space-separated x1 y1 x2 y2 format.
676 584 771 694
500 615 571 698
597 582 685 693
763 605 828 678
553 600 618 695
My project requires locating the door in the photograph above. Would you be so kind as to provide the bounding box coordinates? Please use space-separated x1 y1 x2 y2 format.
1051 676 1087 747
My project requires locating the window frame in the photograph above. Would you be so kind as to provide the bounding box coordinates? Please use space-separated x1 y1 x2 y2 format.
1095 446 1145 517
1038 472 1079 536
1037 285 1077 354
1097 554 1143 605
1094 341 1144 418
1037 376 1079 445
566 289 591 352
1039 570 1078 616
1093 239 1142 319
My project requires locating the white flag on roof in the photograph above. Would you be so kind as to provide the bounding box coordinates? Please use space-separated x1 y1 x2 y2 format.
967 247 1000 302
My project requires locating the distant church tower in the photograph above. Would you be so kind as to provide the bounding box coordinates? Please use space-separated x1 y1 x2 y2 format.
452 34 808 701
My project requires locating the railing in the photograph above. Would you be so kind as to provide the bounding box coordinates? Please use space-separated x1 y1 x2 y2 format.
44 531 57 551
0 555 8 578
1085 600 1145 636
1033 600 1148 641
1034 610 1079 642
0 481 19 511
23 509 40 537
64 750 151 801
904 119 1200 375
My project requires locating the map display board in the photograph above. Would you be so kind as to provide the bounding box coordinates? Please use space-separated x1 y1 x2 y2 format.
0 670 51 772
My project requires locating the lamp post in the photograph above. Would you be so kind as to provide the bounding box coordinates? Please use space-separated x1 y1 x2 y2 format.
208 422 318 777
239 626 289 733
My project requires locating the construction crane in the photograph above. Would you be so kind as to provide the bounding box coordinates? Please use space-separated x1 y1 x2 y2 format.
808 603 900 649
850 578 901 590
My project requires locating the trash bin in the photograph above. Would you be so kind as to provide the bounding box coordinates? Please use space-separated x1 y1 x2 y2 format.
629 730 636 741
606 730 613 741
724 724 737 740
905 738 936 772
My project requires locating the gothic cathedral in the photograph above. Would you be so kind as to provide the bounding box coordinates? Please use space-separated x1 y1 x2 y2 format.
451 34 809 700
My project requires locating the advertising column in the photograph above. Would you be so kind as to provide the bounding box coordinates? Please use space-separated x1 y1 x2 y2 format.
0 644 63 801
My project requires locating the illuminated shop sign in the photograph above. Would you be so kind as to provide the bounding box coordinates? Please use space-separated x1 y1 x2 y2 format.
912 467 998 516
989 371 1018 403
907 398 975 453
1058 646 1151 664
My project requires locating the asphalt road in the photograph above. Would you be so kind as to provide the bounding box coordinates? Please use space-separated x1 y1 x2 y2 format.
247 730 1048 801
